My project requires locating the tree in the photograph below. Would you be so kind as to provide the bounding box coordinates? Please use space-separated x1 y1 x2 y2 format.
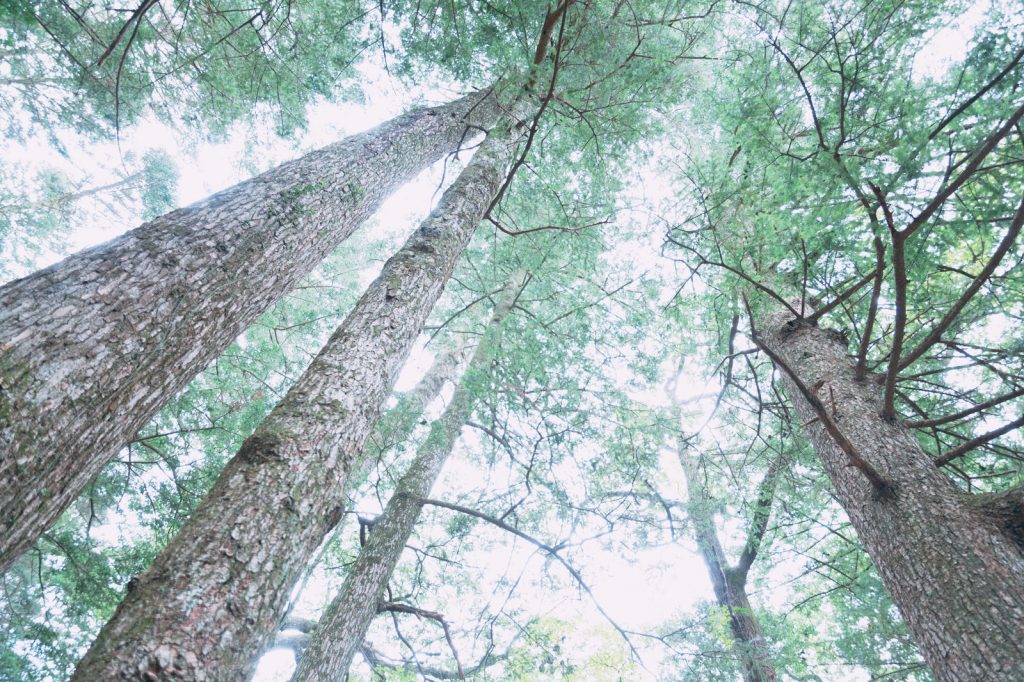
70 83 530 680
666 0 1024 677
677 435 783 682
292 268 528 680
0 87 502 572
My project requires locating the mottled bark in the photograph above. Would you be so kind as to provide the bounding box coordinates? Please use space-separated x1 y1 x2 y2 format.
0 89 503 572
276 345 469 638
758 311 1024 681
70 105 526 682
291 269 527 681
678 439 779 682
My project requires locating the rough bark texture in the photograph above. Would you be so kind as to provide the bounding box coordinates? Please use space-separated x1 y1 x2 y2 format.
291 269 526 681
759 311 1024 681
0 89 503 572
70 106 524 682
678 440 778 682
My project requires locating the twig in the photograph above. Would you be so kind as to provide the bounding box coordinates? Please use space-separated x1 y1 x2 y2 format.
415 496 644 662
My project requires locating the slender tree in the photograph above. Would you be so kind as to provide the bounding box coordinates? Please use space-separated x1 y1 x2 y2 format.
292 268 528 680
677 436 782 682
69 85 531 680
0 88 502 572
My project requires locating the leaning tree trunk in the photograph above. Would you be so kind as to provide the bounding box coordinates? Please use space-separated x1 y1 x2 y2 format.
348 341 471 497
0 88 502 571
278 342 469 625
70 103 527 682
291 268 527 681
758 310 1024 681
678 439 778 682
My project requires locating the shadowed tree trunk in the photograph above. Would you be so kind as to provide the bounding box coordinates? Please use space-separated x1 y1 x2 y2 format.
69 100 528 682
756 309 1024 681
677 436 780 682
291 268 527 681
0 88 503 572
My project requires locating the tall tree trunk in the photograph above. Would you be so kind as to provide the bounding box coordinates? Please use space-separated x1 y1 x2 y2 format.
757 310 1024 681
291 268 527 681
70 102 527 682
677 438 779 682
0 89 502 571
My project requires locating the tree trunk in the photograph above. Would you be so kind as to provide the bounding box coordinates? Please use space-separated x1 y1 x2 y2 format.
277 343 469 630
69 103 526 682
757 310 1024 681
678 439 778 682
291 268 527 681
0 89 502 572
348 341 470 497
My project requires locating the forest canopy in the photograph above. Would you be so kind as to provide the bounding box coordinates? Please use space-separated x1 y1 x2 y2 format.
1 1 1023 681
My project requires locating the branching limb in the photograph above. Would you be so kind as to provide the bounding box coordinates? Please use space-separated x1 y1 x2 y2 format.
379 602 465 679
897 195 1024 372
906 387 1024 429
933 415 1024 467
415 496 644 662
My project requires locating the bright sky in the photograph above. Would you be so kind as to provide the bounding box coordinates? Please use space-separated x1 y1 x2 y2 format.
0 4 990 680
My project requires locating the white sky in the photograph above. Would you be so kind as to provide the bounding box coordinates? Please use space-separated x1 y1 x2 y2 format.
0 4 991 680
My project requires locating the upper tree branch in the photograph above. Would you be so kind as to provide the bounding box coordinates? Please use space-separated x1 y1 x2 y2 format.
897 195 1024 372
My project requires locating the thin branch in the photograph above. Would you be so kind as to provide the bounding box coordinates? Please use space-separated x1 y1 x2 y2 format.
855 237 886 381
904 102 1024 240
933 415 1024 467
897 195 1024 372
379 602 465 679
415 496 643 662
906 387 1024 429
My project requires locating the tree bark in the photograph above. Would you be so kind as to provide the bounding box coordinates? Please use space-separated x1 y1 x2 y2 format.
757 310 1024 681
291 268 527 681
0 88 502 572
69 103 526 682
677 438 779 682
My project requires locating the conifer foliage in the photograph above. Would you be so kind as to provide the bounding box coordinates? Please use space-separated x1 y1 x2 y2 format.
1 1 1023 681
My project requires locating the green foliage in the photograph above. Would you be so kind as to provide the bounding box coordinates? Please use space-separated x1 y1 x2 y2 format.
0 0 368 139
4 0 1024 680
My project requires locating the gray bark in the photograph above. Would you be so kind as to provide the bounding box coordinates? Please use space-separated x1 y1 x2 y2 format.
276 344 469 638
69 102 525 682
758 310 1024 681
0 89 502 572
678 439 779 682
291 268 527 681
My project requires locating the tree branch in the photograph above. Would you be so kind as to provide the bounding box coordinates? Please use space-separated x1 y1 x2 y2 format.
933 415 1024 467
